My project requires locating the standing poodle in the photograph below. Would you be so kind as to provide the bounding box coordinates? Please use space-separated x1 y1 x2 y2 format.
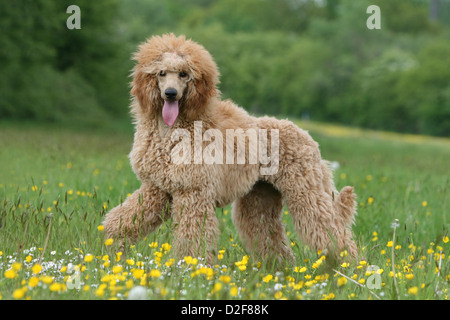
103 33 358 263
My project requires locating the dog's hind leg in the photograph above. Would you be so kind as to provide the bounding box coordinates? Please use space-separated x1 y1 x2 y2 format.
273 149 357 260
103 183 171 248
232 181 295 264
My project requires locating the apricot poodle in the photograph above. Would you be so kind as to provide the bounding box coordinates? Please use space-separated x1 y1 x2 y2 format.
103 33 358 263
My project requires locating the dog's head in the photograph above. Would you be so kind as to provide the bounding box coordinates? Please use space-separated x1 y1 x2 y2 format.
131 33 220 126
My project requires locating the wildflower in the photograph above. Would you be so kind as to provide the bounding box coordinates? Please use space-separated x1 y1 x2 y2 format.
405 273 414 280
443 236 449 244
395 245 401 250
165 259 175 267
12 262 22 271
132 269 145 280
49 283 62 292
212 282 222 294
274 291 283 299
337 277 347 287
219 275 231 284
312 256 325 269
84 254 94 263
150 269 161 278
115 252 122 262
161 243 171 252
104 238 113 246
235 255 249 271
340 250 348 257
367 197 374 205
366 175 372 181
422 201 427 207
126 259 135 266
4 269 17 279
387 241 393 247
294 266 307 273
28 277 39 288
341 262 349 268
97 225 104 232
230 286 239 297
408 286 418 295
149 242 158 248
40 276 53 284
12 288 26 299
263 274 273 283
96 284 107 298
112 265 123 274
31 264 42 274
184 256 198 266
372 231 378 242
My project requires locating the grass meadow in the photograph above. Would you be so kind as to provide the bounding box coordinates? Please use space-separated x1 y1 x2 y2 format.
0 121 448 300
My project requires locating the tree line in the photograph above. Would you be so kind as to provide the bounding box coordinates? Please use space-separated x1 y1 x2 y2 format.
1 0 449 136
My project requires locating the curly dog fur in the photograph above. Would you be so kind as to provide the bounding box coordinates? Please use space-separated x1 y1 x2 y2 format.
103 33 358 263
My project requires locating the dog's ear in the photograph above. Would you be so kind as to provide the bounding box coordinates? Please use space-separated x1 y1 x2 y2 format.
131 69 161 116
181 76 216 121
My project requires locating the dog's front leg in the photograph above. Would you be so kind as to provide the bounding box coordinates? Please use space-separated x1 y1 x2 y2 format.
171 191 219 264
102 183 171 250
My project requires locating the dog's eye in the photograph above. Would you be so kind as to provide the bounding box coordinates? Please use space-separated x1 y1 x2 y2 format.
159 71 166 77
179 72 188 78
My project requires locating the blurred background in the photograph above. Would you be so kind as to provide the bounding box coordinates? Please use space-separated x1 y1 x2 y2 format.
1 0 449 136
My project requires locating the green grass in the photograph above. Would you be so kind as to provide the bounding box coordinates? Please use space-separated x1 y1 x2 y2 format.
0 122 449 300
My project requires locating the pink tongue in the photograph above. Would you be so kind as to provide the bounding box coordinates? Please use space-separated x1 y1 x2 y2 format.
162 100 179 127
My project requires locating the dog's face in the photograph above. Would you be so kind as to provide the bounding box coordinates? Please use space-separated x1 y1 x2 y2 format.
131 34 220 127
156 53 192 126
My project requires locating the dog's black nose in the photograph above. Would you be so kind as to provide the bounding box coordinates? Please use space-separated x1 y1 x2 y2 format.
165 88 178 100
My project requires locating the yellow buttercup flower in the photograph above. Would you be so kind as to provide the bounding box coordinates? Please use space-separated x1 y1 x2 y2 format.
408 286 418 295
28 277 39 288
263 274 273 283
219 275 231 284
31 264 42 274
149 242 158 248
4 269 17 279
149 269 161 278
230 286 239 297
112 265 123 274
161 243 171 251
132 269 145 280
12 288 26 299
337 277 347 287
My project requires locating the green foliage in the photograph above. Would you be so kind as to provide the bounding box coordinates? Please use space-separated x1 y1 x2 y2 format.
0 0 129 125
1 0 450 136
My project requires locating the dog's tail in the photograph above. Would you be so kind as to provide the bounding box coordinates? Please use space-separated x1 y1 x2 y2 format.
335 186 357 226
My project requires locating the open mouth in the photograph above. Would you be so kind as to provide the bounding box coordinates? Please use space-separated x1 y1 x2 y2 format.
162 99 179 127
